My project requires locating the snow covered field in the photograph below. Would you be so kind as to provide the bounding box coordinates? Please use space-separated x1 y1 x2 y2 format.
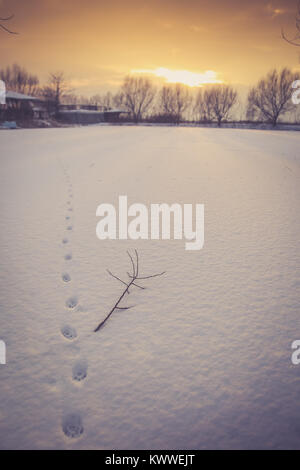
0 126 300 450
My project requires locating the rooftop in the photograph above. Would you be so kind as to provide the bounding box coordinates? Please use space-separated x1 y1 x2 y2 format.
6 91 40 101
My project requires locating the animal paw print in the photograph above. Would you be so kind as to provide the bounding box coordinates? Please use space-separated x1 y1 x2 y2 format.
61 325 77 340
66 297 78 309
72 361 88 382
62 273 71 282
62 414 84 439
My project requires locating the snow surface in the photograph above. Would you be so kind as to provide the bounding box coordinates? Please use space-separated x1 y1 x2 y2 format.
0 126 300 450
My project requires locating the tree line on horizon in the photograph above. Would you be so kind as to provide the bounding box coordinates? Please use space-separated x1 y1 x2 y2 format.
0 63 299 127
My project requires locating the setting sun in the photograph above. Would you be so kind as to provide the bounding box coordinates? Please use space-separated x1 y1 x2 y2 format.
132 67 223 87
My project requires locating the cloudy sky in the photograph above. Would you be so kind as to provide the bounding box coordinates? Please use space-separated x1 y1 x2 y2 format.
0 0 299 95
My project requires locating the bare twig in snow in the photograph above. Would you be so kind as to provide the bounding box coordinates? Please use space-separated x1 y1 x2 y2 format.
94 250 166 332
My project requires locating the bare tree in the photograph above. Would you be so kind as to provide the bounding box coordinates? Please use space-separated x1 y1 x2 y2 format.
88 94 101 106
158 84 191 124
42 72 71 116
89 91 114 110
38 86 56 114
94 250 165 332
207 85 238 127
119 76 155 122
247 68 300 126
194 85 237 126
101 91 113 109
78 95 91 105
0 14 18 34
61 93 79 105
194 88 214 123
113 91 125 109
0 64 39 95
282 0 300 46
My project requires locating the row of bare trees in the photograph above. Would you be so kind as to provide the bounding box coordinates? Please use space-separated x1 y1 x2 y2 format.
0 64 39 96
116 77 238 126
117 70 298 127
0 65 71 115
0 63 299 126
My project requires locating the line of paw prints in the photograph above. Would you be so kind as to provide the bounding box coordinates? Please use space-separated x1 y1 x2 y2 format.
61 166 87 440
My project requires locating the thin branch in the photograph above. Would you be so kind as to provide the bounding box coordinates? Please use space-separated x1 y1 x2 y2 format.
0 13 18 34
127 250 136 277
108 268 145 291
0 15 14 21
132 282 145 289
282 28 300 46
135 249 139 277
128 272 166 280
107 269 130 288
126 274 146 289
282 1 300 46
116 306 134 310
0 23 18 34
94 286 132 332
94 250 165 332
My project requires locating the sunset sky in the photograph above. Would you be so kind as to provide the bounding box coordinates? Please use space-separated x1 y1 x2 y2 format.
1 0 300 96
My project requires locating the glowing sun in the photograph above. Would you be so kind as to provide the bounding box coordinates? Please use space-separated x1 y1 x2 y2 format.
131 67 223 87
